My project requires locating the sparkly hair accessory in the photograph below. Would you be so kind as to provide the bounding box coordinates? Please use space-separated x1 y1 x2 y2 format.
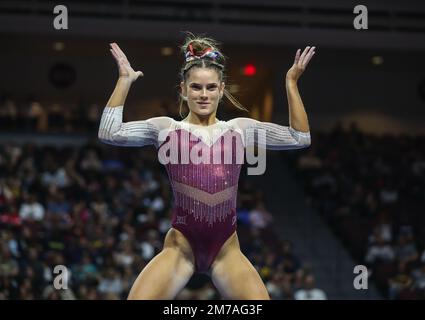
185 43 221 62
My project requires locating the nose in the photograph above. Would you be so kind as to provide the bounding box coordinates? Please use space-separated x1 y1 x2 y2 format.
201 88 207 99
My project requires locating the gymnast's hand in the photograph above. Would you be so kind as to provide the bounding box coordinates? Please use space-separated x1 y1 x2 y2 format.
286 46 316 83
109 42 143 82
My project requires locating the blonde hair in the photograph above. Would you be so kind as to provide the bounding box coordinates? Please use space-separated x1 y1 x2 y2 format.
178 32 248 118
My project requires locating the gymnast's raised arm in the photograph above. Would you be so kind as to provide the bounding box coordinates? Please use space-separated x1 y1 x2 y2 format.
98 43 172 147
228 46 315 150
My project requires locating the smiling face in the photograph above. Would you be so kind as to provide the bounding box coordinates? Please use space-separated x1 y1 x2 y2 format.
180 67 225 119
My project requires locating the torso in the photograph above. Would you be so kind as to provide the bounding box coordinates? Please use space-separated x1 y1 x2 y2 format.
158 120 245 272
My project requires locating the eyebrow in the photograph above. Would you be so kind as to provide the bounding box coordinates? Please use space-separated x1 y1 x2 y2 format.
189 82 219 86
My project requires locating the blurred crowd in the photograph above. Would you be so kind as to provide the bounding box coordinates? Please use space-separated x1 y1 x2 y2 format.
0 96 101 133
290 122 425 299
0 96 184 135
0 139 325 300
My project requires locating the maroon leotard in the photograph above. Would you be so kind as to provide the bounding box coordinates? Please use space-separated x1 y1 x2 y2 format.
98 106 311 272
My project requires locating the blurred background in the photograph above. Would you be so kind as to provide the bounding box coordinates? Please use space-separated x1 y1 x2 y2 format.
0 0 425 300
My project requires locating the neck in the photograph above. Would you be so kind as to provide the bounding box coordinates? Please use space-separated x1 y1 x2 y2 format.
186 111 217 126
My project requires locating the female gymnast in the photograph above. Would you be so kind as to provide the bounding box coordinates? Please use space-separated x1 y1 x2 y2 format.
98 35 314 300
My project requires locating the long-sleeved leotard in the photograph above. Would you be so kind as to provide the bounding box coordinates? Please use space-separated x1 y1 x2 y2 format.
99 106 310 272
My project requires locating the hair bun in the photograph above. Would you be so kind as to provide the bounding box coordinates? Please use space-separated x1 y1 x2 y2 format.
187 42 208 57
186 40 211 56
185 41 223 63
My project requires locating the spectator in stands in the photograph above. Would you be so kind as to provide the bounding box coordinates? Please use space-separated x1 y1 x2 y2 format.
19 193 45 221
249 200 273 229
0 244 19 278
388 260 416 299
265 272 284 299
41 157 70 189
80 149 103 172
0 96 18 131
369 212 393 244
97 268 123 298
394 228 418 266
278 240 301 275
411 262 425 298
28 100 47 132
294 274 327 300
365 232 395 265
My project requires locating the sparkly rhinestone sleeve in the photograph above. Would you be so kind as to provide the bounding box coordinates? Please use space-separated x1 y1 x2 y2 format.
98 106 172 147
228 118 311 150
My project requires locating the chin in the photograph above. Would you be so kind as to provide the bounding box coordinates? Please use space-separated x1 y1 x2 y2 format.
193 107 215 117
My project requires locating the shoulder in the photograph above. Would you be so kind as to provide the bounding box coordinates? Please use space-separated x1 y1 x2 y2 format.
146 116 175 130
226 117 258 130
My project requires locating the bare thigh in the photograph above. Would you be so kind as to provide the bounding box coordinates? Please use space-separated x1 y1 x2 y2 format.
211 249 270 300
127 247 194 300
